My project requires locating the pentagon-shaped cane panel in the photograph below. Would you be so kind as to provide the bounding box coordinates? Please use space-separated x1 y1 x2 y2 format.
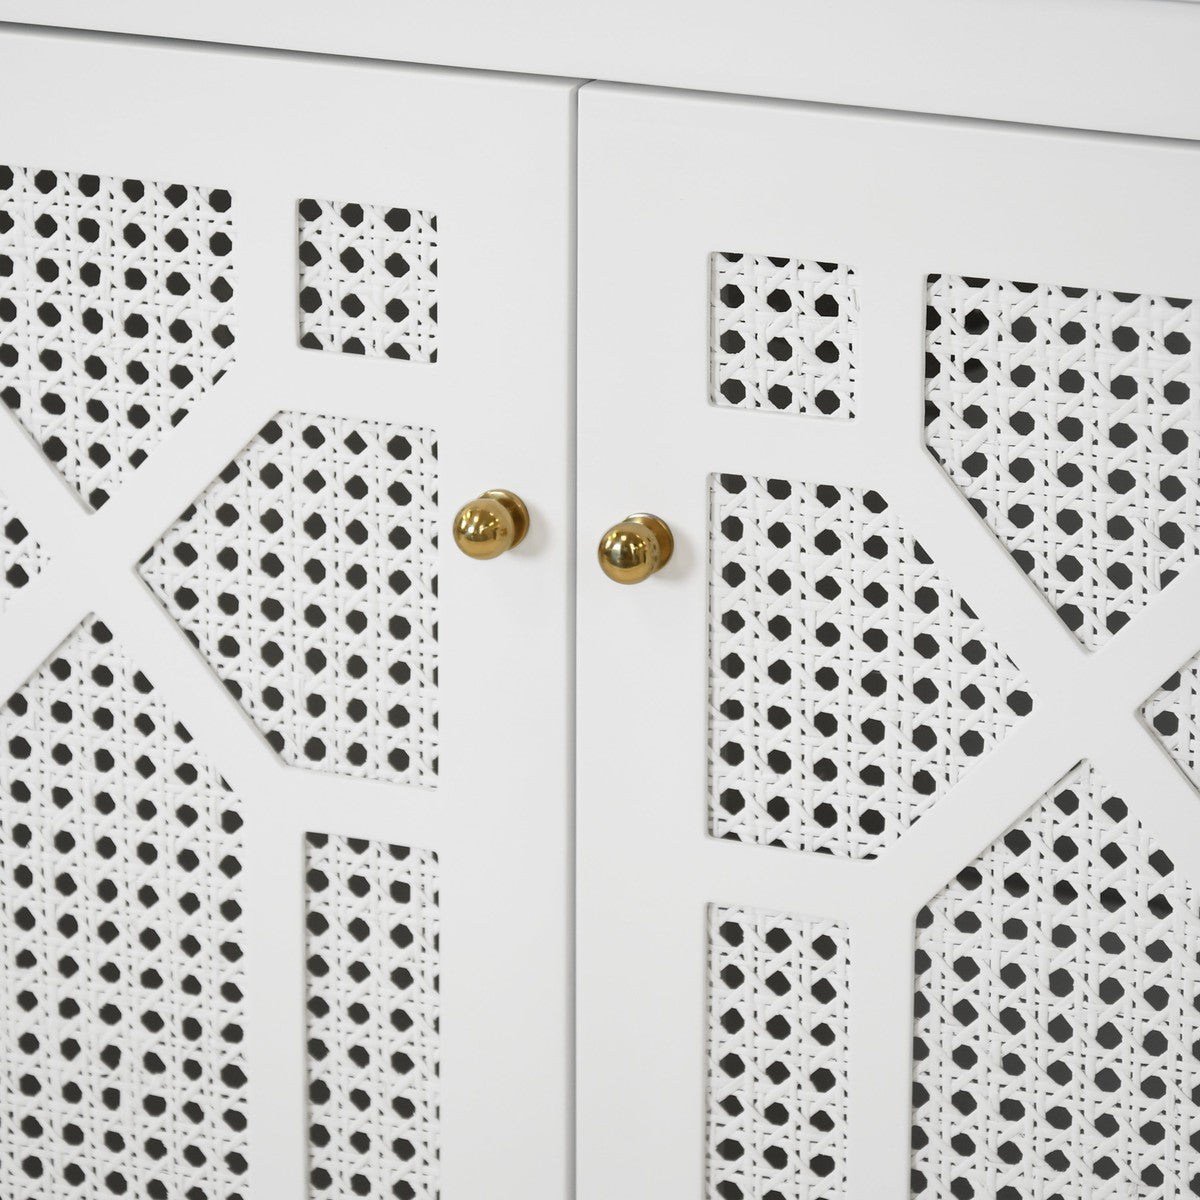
0 165 236 510
925 274 1200 651
912 761 1200 1199
709 474 1033 858
0 618 249 1198
1143 648 1200 794
0 490 45 607
706 905 849 1200
305 832 440 1200
140 413 439 785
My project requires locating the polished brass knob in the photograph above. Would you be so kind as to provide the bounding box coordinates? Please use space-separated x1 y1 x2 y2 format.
597 513 674 584
453 489 530 559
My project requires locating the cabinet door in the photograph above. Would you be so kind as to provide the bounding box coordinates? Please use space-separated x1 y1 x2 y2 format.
0 28 575 1200
578 83 1200 1200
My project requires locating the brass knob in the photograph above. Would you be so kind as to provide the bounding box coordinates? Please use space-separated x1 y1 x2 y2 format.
597 513 674 584
453 489 530 559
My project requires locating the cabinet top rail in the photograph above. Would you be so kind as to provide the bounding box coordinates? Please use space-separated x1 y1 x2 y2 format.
3 0 1200 143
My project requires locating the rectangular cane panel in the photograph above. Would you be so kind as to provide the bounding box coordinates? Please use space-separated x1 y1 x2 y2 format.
707 906 849 1200
304 833 440 1200
711 253 857 419
297 199 438 363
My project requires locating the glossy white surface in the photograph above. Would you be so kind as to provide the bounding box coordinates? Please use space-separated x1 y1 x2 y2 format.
2 0 1200 138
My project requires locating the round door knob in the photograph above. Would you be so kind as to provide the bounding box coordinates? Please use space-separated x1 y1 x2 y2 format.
597 513 674 584
453 489 530 560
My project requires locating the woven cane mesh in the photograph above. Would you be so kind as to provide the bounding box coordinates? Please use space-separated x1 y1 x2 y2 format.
0 165 236 510
709 473 1033 858
1143 650 1200 795
298 199 438 362
711 254 857 418
0 618 249 1199
0 492 44 608
305 832 439 1200
911 760 1200 1199
925 274 1200 651
707 905 848 1200
140 413 439 784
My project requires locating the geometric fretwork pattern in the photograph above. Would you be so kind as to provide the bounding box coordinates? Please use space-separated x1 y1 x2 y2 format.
140 413 439 784
912 761 1200 1199
709 473 1033 858
711 253 857 418
305 833 440 1200
0 491 44 607
0 165 236 509
707 906 848 1200
298 199 438 363
926 274 1200 651
0 618 249 1199
1143 648 1200 795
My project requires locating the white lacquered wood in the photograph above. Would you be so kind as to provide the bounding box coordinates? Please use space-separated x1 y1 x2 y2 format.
0 28 578 1200
3 1 1200 140
577 82 1200 1200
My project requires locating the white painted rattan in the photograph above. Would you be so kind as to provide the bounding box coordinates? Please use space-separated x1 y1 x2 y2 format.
139 413 440 785
709 473 1033 858
0 618 249 1199
0 490 43 607
711 254 857 418
707 905 848 1200
305 832 440 1200
912 760 1200 1199
1143 650 1200 795
298 199 438 363
0 165 236 510
926 274 1200 651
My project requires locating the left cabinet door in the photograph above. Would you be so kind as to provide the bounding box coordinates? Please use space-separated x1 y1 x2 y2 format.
0 28 577 1200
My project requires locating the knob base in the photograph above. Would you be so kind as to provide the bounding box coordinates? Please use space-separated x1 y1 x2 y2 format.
481 489 530 549
623 513 673 568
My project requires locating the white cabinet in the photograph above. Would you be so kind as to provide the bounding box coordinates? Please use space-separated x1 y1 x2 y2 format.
578 83 1200 1200
7 18 1200 1200
0 30 576 1200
